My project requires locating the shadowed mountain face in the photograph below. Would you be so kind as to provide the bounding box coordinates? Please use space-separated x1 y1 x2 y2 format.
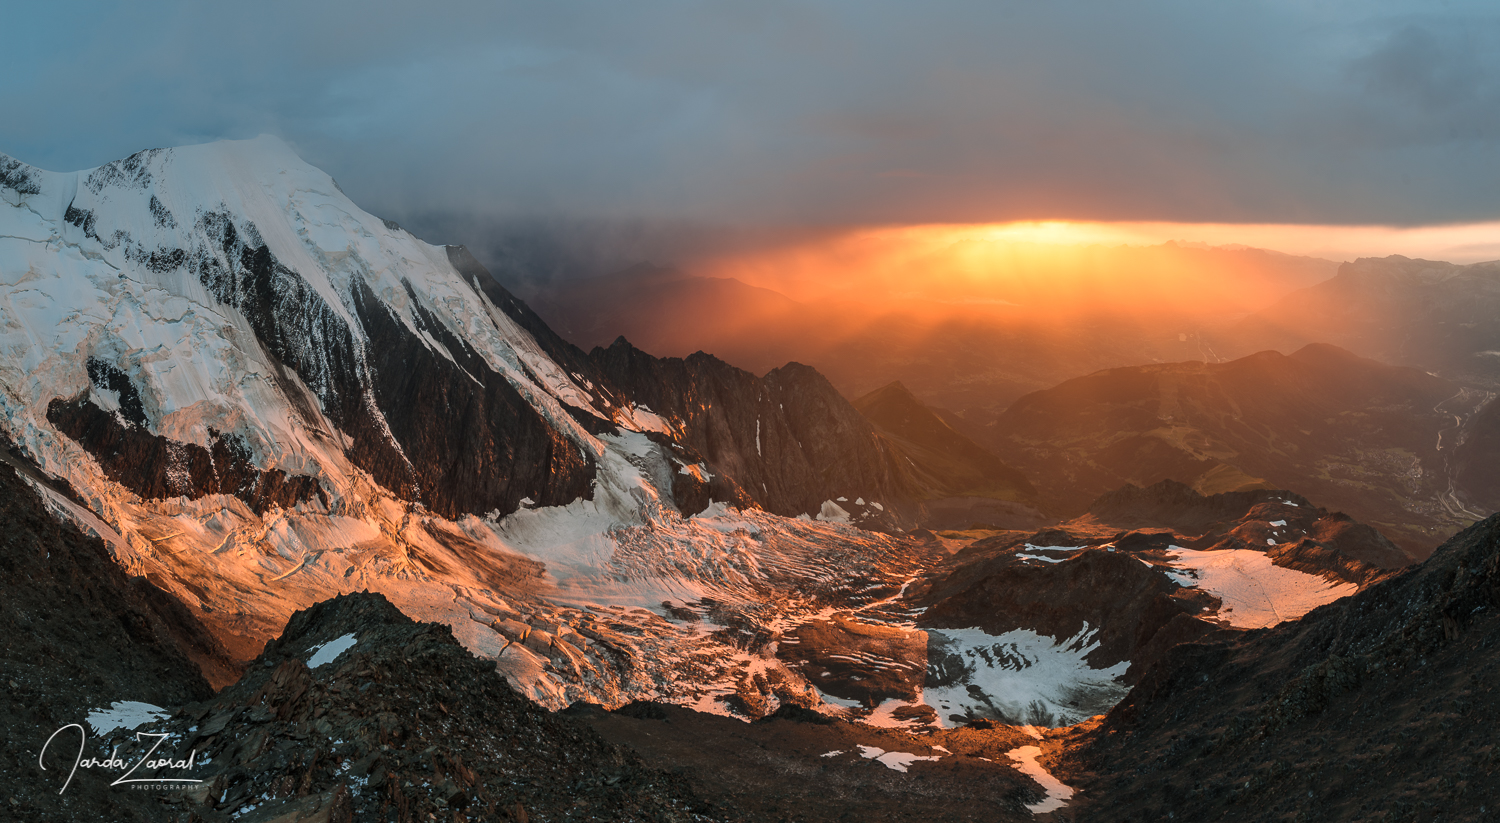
1066 511 1500 822
589 337 917 525
853 382 1034 501
852 381 1046 530
985 344 1465 556
0 456 233 820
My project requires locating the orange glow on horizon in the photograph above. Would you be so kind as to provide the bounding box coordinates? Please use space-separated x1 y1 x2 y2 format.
691 219 1500 312
621 218 1500 386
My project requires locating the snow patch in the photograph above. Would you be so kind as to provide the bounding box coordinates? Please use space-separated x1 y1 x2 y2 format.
923 626 1128 727
621 404 673 435
816 500 852 524
87 701 171 735
1164 547 1357 629
857 744 941 773
1006 745 1074 814
307 633 358 668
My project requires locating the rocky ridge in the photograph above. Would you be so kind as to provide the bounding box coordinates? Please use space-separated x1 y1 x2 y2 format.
1062 509 1500 821
851 381 1045 530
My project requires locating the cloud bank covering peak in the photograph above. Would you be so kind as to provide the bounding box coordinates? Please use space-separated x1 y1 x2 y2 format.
5 1 1499 235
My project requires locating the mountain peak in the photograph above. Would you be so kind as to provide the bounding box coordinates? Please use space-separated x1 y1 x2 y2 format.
856 380 919 406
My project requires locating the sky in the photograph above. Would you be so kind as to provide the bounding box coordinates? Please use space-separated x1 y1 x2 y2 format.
4 1 1498 266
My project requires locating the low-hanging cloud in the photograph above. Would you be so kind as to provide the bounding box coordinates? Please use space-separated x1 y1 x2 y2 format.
4 0 1498 243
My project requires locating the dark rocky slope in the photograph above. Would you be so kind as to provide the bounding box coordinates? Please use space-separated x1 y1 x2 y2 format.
1450 394 1500 512
136 593 725 823
346 274 602 517
1062 511 1500 821
853 381 1045 529
0 459 233 821
572 700 1056 823
1084 479 1413 574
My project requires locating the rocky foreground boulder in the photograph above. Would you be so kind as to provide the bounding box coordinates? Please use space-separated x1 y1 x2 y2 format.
109 592 723 822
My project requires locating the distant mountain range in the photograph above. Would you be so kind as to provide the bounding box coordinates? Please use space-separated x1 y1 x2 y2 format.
518 247 1339 416
985 343 1473 556
524 248 1500 555
1227 254 1500 387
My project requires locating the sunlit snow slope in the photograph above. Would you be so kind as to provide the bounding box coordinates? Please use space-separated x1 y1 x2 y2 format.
0 137 917 712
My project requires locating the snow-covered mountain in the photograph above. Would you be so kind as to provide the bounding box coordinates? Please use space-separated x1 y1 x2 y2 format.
0 136 917 704
0 137 1373 732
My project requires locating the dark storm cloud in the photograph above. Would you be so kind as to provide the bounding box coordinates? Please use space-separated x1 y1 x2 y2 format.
3 1 1497 234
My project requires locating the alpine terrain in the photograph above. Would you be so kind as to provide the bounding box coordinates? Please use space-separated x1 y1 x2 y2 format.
0 138 1480 822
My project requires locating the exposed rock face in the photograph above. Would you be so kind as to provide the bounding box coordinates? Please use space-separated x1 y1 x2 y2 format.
591 337 916 523
1451 394 1500 511
345 275 600 518
47 392 326 515
181 205 421 502
1068 512 1500 821
778 615 929 706
989 344 1462 555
